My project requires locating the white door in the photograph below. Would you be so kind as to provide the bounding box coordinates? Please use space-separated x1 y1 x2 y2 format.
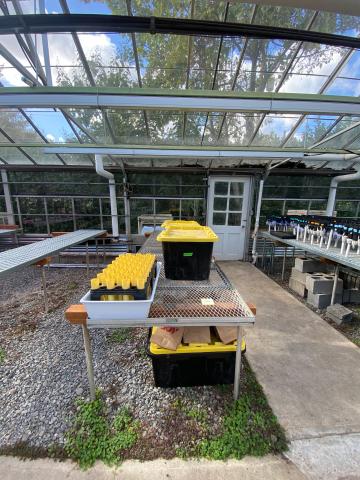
207 176 252 261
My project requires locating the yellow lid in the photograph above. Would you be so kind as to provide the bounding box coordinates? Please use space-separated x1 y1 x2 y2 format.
161 220 201 228
157 226 218 243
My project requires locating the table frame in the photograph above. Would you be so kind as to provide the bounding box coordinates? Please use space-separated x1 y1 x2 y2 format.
69 234 255 401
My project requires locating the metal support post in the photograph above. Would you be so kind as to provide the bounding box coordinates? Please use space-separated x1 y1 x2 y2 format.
82 325 96 401
1 169 15 225
233 326 243 401
331 264 339 305
282 246 287 280
86 242 89 274
41 266 48 313
262 239 266 269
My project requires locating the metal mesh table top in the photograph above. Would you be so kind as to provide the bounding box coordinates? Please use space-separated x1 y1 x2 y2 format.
0 229 106 277
260 231 360 272
138 233 255 323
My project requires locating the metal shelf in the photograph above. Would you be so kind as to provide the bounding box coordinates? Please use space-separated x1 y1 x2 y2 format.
260 231 360 272
0 229 106 277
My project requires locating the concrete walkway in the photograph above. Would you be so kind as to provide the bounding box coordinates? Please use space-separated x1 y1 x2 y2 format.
220 261 360 479
0 455 307 480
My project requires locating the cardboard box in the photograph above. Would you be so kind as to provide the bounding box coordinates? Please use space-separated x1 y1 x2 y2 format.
150 327 184 351
215 326 245 345
183 326 211 344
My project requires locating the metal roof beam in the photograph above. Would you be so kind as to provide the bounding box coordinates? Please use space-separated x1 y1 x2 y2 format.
1 88 359 115
1 14 360 49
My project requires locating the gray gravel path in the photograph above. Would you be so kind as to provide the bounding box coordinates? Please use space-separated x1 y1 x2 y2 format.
0 266 229 456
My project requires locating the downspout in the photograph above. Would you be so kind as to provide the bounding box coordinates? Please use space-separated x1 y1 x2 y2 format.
95 155 119 237
326 168 360 216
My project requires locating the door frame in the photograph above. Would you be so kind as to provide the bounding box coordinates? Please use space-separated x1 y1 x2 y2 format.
206 175 254 261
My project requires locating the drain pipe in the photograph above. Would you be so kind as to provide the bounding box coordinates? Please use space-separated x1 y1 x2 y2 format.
95 155 119 237
326 168 360 216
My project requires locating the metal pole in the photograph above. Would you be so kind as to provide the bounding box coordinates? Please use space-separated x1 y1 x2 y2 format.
331 264 339 305
41 266 48 313
1 169 15 225
252 178 265 264
86 241 89 274
82 325 96 401
233 326 242 401
282 246 287 280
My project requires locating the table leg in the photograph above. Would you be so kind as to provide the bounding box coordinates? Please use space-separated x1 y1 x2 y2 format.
282 246 287 281
331 264 339 306
95 239 99 268
262 240 266 269
41 266 48 313
82 325 96 401
86 242 89 274
233 326 243 401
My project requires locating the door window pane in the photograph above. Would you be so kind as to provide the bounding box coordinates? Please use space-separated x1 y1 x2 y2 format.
214 182 228 195
229 198 242 211
230 182 244 196
228 213 241 226
213 197 227 211
213 212 226 225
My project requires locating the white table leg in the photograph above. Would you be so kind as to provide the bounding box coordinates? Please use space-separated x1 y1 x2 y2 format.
233 326 243 401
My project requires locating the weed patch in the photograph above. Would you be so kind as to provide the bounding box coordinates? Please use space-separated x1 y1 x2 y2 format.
65 391 139 469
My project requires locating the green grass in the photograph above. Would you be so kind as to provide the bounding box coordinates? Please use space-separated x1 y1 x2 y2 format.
195 362 287 460
108 329 131 344
0 347 5 364
65 391 139 469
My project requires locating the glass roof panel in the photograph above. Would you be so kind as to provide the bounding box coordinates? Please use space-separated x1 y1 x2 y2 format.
148 111 183 145
64 108 106 142
47 33 90 86
213 37 246 90
136 33 188 89
22 147 63 165
0 109 44 142
326 115 360 137
76 32 137 87
286 115 338 147
106 109 148 144
253 4 315 29
202 113 225 145
311 11 360 37
0 147 33 164
252 114 301 147
316 124 360 148
218 113 262 146
234 38 300 92
60 153 94 166
279 73 327 94
23 108 81 143
325 78 360 96
289 44 350 76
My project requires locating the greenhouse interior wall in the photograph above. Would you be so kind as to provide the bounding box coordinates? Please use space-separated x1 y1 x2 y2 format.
1 169 360 235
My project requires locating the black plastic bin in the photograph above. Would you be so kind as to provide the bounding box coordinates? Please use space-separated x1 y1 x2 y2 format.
147 331 246 388
157 226 219 281
161 241 214 280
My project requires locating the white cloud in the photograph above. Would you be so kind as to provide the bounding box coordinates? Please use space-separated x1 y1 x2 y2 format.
46 133 55 142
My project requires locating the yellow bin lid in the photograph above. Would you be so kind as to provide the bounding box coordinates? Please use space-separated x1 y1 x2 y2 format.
157 226 219 243
161 220 201 228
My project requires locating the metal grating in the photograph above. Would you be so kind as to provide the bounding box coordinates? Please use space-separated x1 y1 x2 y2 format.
260 231 360 272
124 232 256 326
0 229 106 277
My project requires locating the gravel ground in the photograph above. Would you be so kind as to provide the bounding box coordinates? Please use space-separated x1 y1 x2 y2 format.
0 265 232 459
